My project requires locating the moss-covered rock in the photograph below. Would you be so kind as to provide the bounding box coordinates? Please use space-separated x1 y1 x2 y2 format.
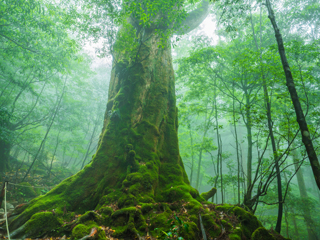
77 211 103 225
201 213 221 238
141 203 154 214
251 227 276 240
229 227 243 239
99 206 113 216
179 222 199 240
10 212 63 239
71 222 107 240
216 204 263 239
72 224 88 239
233 206 262 238
229 232 242 240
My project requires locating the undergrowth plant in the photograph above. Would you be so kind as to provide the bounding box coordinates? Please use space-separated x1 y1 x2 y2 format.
155 214 189 240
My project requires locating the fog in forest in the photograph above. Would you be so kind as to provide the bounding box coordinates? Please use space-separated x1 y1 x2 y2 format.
0 0 320 239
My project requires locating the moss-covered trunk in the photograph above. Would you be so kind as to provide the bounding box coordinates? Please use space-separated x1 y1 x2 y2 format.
7 8 289 240
8 27 202 238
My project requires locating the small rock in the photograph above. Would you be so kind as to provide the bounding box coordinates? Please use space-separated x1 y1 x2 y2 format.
0 202 14 210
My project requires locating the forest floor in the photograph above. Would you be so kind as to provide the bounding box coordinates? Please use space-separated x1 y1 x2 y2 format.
0 163 75 239
0 161 289 240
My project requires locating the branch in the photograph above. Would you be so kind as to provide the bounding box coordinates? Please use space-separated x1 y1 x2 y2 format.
0 33 39 53
174 0 210 35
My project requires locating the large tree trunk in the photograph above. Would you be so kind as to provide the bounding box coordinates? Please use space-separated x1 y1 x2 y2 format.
8 24 203 239
6 2 281 239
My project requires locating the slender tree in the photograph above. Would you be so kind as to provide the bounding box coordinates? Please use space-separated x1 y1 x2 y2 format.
249 7 283 233
265 0 320 191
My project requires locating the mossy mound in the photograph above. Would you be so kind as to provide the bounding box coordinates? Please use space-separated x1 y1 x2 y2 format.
10 212 63 239
71 222 107 240
8 199 290 239
251 227 276 240
215 204 263 239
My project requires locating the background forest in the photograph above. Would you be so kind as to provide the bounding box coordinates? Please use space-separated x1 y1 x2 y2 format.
0 0 320 239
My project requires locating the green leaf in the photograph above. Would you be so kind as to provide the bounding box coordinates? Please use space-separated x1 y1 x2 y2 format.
184 223 189 233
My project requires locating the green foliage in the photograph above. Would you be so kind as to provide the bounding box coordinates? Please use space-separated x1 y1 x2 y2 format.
0 107 12 142
155 214 189 240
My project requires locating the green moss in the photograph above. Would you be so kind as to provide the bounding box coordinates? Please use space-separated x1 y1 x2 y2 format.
111 207 147 238
201 213 221 238
22 212 63 238
233 227 242 236
129 127 142 139
118 194 137 208
184 199 202 215
251 227 276 240
71 222 107 240
63 211 75 222
150 211 172 231
138 195 155 203
95 191 123 209
125 144 133 152
99 206 113 216
215 203 234 212
180 222 199 240
139 120 160 136
229 233 242 240
200 187 217 201
221 219 233 231
141 203 154 214
128 150 136 160
72 224 87 239
77 211 102 225
158 184 196 203
18 182 37 198
233 206 262 238
112 207 137 218
95 195 109 210
217 205 262 239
